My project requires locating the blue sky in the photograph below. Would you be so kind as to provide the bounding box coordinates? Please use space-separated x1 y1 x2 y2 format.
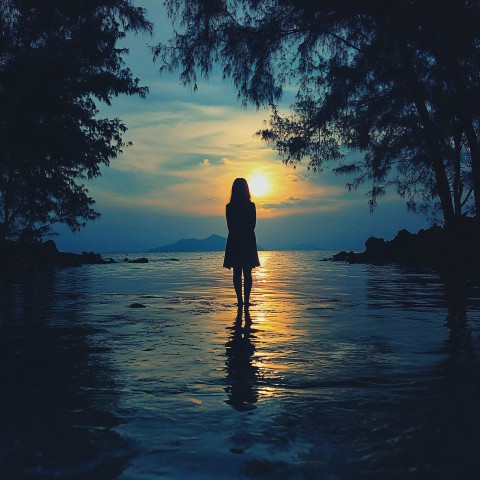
54 0 431 253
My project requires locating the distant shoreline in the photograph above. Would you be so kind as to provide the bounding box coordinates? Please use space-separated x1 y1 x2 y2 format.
7 222 479 274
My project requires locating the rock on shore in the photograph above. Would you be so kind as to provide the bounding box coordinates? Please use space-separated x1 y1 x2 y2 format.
0 239 114 270
332 220 480 270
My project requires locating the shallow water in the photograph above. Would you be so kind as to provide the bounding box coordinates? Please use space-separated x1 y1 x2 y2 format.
1 251 480 479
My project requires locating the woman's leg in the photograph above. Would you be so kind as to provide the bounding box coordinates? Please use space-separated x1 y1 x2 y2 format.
243 267 253 306
233 267 243 305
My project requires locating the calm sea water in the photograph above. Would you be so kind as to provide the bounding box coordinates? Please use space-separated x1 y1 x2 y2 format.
1 251 480 479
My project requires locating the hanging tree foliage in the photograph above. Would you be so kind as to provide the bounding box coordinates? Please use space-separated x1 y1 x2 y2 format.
0 0 152 241
157 0 480 227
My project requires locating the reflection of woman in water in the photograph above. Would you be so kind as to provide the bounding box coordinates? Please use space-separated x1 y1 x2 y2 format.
223 178 260 308
225 309 258 411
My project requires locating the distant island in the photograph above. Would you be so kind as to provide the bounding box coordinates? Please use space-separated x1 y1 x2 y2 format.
150 234 227 252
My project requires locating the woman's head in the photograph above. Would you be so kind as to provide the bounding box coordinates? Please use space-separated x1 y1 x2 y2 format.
230 177 251 203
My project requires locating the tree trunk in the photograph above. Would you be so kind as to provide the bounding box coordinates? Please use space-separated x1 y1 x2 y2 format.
0 222 6 241
461 122 480 217
399 44 455 225
452 132 463 216
1 194 10 241
408 96 455 223
444 55 480 218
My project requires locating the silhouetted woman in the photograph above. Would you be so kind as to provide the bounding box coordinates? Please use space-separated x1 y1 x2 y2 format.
223 178 260 308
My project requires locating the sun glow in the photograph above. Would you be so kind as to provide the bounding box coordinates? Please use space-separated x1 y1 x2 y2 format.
249 174 269 197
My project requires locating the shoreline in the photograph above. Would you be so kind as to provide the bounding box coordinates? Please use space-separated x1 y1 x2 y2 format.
4 220 480 275
0 239 149 271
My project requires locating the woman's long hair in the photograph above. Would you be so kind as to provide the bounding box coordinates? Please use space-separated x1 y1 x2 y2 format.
230 178 251 204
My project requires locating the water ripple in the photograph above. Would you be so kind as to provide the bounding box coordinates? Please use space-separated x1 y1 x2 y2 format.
1 251 480 478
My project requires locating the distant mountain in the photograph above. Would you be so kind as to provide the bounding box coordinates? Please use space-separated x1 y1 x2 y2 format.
150 234 227 252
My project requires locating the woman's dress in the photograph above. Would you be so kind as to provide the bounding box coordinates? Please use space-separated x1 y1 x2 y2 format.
223 201 260 269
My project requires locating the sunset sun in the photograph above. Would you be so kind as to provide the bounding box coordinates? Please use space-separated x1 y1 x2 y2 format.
249 174 269 196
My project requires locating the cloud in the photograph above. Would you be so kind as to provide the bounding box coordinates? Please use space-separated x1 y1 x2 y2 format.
286 173 307 183
260 195 343 213
90 84 293 218
220 157 236 165
262 196 302 208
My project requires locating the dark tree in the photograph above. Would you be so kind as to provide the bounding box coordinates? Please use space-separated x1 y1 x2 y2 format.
0 0 151 241
157 0 480 228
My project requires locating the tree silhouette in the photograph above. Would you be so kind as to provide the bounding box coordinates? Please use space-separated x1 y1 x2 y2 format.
0 0 151 241
157 0 480 228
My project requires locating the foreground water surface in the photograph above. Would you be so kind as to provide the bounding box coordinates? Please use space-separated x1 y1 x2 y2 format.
1 251 480 479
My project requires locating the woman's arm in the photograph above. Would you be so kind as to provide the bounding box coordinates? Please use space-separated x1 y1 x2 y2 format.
226 203 235 232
